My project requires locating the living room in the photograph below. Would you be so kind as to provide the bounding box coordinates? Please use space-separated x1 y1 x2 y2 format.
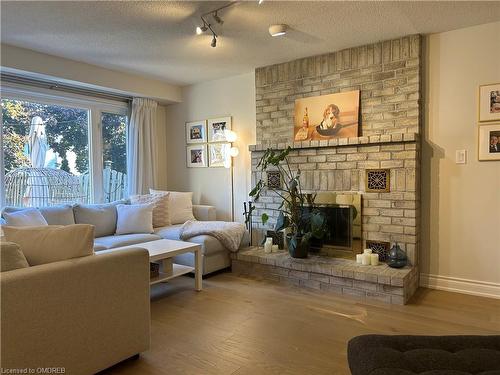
1 1 499 374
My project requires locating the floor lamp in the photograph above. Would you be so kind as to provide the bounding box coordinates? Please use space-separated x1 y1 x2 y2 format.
224 130 239 222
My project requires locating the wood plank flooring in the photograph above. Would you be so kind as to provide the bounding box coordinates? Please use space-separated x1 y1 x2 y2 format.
104 272 500 375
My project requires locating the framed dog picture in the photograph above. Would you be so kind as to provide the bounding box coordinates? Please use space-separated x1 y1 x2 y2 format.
186 120 207 144
208 117 231 142
294 90 360 141
478 123 500 161
186 145 208 168
479 83 500 123
208 143 231 168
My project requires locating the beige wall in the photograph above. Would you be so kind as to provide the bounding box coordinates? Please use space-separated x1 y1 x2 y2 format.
421 21 500 297
1 44 182 104
166 72 256 222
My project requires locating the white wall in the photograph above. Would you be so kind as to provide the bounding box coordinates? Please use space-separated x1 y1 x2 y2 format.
421 21 500 298
166 72 256 222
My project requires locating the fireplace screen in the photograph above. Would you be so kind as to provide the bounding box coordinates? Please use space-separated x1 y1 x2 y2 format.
304 192 362 257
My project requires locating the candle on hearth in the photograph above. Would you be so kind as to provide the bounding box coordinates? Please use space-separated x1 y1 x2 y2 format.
356 254 363 264
370 253 379 266
362 252 371 266
264 238 273 253
364 248 372 255
272 244 279 252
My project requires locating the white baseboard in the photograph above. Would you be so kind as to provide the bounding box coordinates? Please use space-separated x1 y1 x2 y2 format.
420 273 500 299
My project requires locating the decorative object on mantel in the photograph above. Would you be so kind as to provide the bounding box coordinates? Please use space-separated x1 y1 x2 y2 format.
365 169 390 192
388 243 408 268
186 120 207 144
186 144 208 168
366 240 391 262
208 116 232 142
249 147 328 258
266 230 284 250
478 83 500 123
478 123 500 161
294 90 360 141
267 171 282 189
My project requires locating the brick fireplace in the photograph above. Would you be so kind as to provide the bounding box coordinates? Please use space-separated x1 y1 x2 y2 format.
233 35 422 304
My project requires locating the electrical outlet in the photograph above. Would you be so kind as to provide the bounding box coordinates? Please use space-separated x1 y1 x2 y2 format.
455 149 467 164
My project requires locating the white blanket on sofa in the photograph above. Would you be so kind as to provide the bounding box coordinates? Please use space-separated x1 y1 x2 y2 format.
179 220 246 252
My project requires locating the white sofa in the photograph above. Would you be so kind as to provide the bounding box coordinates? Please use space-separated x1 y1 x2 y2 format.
1 245 150 374
2 203 234 275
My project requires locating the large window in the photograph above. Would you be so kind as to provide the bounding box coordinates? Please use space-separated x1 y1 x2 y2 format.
0 85 128 207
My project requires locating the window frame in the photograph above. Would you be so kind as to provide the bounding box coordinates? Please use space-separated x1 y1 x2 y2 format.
0 83 129 207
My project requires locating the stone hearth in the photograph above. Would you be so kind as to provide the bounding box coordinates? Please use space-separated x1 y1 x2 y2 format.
232 247 418 304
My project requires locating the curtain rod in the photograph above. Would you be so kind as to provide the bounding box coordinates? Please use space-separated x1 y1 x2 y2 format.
0 73 132 103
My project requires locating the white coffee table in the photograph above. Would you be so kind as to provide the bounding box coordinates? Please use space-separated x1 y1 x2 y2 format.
114 239 202 291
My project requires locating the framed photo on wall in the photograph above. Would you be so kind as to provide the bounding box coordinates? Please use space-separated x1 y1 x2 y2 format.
478 123 500 161
186 120 207 144
208 143 231 168
479 83 500 122
208 117 232 142
186 144 208 168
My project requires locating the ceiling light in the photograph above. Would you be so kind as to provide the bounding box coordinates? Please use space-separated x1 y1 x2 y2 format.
213 12 223 25
269 24 288 37
211 35 217 48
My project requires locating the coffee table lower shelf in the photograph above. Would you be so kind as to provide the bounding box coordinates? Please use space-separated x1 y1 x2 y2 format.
150 264 194 285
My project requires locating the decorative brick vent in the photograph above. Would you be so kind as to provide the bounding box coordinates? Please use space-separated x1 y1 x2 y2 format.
365 169 390 192
266 171 282 189
366 240 391 262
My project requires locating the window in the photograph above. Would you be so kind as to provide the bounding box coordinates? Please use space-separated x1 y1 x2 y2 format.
1 85 128 207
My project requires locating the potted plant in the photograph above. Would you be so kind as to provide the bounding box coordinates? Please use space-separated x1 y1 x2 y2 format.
248 147 327 258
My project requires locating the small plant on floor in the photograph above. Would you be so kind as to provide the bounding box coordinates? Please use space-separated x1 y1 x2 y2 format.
249 147 327 258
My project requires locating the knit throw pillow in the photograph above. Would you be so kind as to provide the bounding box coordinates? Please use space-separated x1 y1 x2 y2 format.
130 192 170 227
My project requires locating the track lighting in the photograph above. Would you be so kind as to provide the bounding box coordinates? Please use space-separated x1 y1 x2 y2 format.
212 12 223 25
211 35 217 48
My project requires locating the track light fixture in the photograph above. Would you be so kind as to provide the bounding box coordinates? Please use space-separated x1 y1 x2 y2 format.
212 11 223 25
195 1 238 48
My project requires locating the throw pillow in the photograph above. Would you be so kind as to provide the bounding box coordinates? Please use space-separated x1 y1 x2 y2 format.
130 192 170 227
115 203 154 235
3 209 48 227
2 224 94 266
3 205 75 225
73 200 127 237
150 189 195 225
0 241 29 272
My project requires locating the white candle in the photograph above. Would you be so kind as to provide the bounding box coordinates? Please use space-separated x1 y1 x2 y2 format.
264 238 273 253
356 254 363 264
362 253 371 266
370 253 379 266
364 248 372 255
272 244 279 252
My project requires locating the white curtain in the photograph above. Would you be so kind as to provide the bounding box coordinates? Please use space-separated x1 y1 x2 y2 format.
127 98 158 195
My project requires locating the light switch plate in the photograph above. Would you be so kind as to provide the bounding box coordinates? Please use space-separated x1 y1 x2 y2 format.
456 149 467 164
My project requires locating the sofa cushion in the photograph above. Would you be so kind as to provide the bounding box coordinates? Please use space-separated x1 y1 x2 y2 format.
0 241 29 272
93 243 108 252
154 225 224 256
94 233 161 250
2 205 75 225
38 205 75 225
73 200 126 237
115 203 154 235
150 190 195 224
2 224 94 266
3 208 48 226
130 192 170 227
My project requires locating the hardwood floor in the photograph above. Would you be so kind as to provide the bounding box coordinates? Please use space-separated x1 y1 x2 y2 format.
105 272 500 375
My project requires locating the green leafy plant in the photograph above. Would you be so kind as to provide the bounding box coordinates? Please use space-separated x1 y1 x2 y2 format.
249 147 327 254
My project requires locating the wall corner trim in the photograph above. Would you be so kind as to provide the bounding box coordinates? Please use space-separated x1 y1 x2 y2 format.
420 273 500 299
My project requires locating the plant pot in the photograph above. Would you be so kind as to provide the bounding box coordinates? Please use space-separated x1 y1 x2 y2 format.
286 234 309 258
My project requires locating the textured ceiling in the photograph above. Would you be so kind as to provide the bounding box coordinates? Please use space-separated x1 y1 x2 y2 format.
1 1 499 86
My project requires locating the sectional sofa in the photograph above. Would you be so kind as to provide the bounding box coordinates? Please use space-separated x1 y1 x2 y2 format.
2 201 233 275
